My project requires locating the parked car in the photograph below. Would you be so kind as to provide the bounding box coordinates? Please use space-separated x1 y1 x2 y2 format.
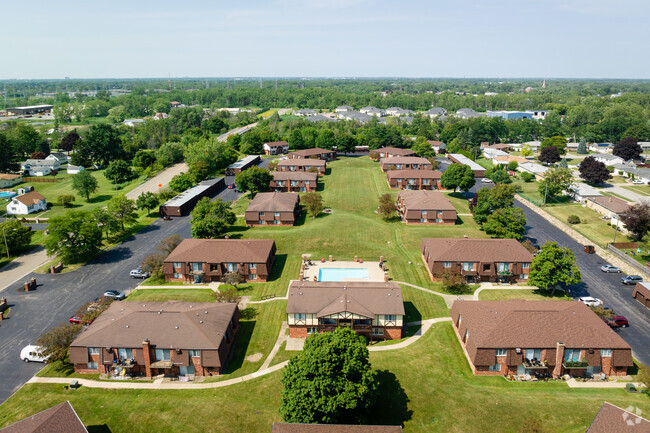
604 316 629 328
600 265 621 273
633 180 645 185
130 268 149 279
621 275 643 285
580 296 602 307
227 183 235 189
481 178 493 183
69 315 82 324
20 345 48 363
103 290 126 300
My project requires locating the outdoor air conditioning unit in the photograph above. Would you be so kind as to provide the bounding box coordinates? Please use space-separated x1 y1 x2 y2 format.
515 348 521 353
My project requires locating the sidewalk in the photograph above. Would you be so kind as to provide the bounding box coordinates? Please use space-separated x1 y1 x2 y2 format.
368 318 451 352
565 378 646 389
0 247 50 294
125 162 188 201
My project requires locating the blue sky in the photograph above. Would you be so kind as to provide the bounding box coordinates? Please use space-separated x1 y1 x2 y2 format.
2 0 648 79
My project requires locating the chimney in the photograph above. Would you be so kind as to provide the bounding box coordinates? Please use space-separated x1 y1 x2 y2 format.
142 339 152 378
553 342 565 378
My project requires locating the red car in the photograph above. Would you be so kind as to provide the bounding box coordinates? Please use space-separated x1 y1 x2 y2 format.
69 316 82 324
604 316 629 328
227 183 235 189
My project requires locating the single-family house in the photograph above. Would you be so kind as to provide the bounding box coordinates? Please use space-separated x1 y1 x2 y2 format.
511 141 542 153
380 157 432 172
69 301 240 378
276 159 326 174
0 173 22 188
335 106 353 113
0 401 88 433
487 110 534 120
163 238 276 283
46 152 68 164
455 108 485 119
588 143 614 153
263 141 290 155
427 140 446 153
6 190 47 215
386 169 442 190
397 190 456 224
21 158 60 172
450 300 634 377
586 402 650 433
294 109 317 117
586 196 631 229
270 171 318 192
153 112 169 120
447 154 486 177
360 106 384 117
245 192 301 227
493 155 529 165
592 154 626 166
271 424 402 433
421 238 533 283
483 148 509 160
569 183 602 203
370 147 416 160
286 281 405 341
632 282 650 310
67 164 85 174
123 119 145 127
485 143 515 152
306 115 338 123
288 148 336 161
337 111 379 124
426 107 447 118
518 161 548 180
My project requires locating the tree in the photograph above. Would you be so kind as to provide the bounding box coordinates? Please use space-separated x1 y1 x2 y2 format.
377 193 395 220
528 241 581 295
613 137 642 161
132 149 156 169
60 130 80 152
141 235 182 280
440 163 475 192
104 159 134 185
576 137 588 154
507 161 518 171
483 207 527 240
442 271 471 294
235 167 273 196
169 172 194 193
70 170 98 201
30 151 46 160
77 124 123 165
316 129 337 149
521 172 534 182
45 211 103 263
538 167 573 203
190 198 236 238
520 144 533 157
302 192 324 218
0 133 19 173
620 203 650 241
0 218 33 257
487 168 512 184
107 105 126 124
471 183 518 225
280 327 378 424
579 156 611 185
223 272 245 288
136 191 160 215
92 208 119 242
57 194 75 207
538 146 561 164
36 323 83 363
107 195 137 231
541 136 567 154
158 234 181 255
189 160 210 182
412 137 435 159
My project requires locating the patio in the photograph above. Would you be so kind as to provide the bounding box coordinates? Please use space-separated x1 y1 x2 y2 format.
301 259 386 282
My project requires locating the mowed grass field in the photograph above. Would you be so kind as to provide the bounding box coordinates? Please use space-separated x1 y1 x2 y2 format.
543 203 621 248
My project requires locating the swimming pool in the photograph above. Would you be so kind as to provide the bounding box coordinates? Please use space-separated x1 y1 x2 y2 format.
318 268 369 282
0 192 16 198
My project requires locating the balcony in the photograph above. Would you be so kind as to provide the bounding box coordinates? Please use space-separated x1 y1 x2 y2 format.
522 359 547 369
563 360 588 369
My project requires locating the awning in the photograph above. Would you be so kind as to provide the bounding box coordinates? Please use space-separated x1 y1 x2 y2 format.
150 360 174 369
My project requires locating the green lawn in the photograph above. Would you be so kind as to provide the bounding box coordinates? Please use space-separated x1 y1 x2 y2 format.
399 284 448 322
621 185 650 196
125 289 217 303
544 204 622 248
0 230 45 270
478 288 572 301
3 323 648 433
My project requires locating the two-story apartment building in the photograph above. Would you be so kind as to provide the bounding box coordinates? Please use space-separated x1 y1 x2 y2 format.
5 190 47 215
386 169 442 190
163 239 276 283
420 238 533 283
245 192 301 227
270 172 318 192
450 300 634 377
286 281 405 341
380 157 432 172
276 159 326 174
397 190 456 224
287 147 336 161
69 301 240 378
370 147 416 160
263 141 290 155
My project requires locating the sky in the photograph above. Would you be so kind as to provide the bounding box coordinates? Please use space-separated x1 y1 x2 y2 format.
1 0 649 79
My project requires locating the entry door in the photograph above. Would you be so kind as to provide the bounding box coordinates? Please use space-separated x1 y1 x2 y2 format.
517 365 525 376
338 319 351 328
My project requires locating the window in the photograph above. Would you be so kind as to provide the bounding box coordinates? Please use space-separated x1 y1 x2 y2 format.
88 347 99 355
353 319 371 325
223 332 231 344
497 262 510 273
422 179 429 185
307 327 318 334
249 263 257 270
249 274 258 280
258 220 264 225
420 219 426 223
483 264 491 271
295 313 306 321
395 178 402 182
274 220 280 225
87 361 98 369
396 164 403 169
462 262 474 271
458 314 462 326
436 218 442 223
300 187 306 192
522 263 530 269
385 315 396 322
443 262 452 268
173 272 182 279
564 349 582 362
179 365 195 376
496 349 507 357
173 262 181 268
373 328 384 336
278 181 284 187
259 212 265 217
408 179 415 185
191 262 202 272
155 349 171 361
117 348 133 360
189 350 200 357
464 330 470 341
601 349 612 357
226 263 237 272
321 318 336 325
421 210 428 216
525 349 542 360
290 181 297 186
274 212 280 217
488 364 501 372
520 274 529 280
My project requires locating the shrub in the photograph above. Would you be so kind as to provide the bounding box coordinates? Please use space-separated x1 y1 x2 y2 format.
567 215 581 224
521 172 534 182
442 271 472 294
57 195 75 208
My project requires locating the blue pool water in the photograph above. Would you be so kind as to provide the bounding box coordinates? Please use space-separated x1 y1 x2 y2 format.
318 268 369 282
0 192 16 198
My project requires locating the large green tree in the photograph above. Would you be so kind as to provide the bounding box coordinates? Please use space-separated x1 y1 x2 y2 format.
104 159 134 185
528 241 581 294
45 210 103 263
538 167 573 203
540 135 567 154
0 132 19 173
36 323 82 363
184 137 238 172
280 327 379 424
302 192 324 218
70 170 99 201
78 124 123 165
235 167 273 195
0 218 33 257
440 163 475 192
483 207 527 240
136 191 160 215
471 183 518 225
190 198 236 238
107 195 138 231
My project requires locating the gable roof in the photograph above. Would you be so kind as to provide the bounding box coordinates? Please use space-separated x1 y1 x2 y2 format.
0 173 21 180
264 141 289 148
246 192 299 212
14 191 46 206
586 402 650 433
588 195 631 214
70 301 237 350
380 157 432 165
287 282 405 318
23 159 58 167
397 190 455 211
386 169 442 180
277 159 326 167
421 238 533 263
165 238 275 264
570 183 602 197
374 147 416 156
288 148 334 158
271 424 402 433
0 401 87 433
306 115 338 123
272 172 318 181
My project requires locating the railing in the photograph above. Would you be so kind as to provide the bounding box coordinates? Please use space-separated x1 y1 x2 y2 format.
522 359 548 369
563 360 588 369
260 294 275 301
606 244 650 278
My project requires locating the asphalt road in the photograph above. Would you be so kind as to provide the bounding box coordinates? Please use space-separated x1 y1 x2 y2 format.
516 200 650 365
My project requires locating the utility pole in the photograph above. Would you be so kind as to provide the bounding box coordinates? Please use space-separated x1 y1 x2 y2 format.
2 227 9 258
543 183 548 206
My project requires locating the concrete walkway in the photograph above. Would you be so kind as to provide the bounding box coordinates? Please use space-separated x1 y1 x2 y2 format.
368 318 451 352
565 378 646 389
259 322 288 370
472 284 533 299
125 162 188 201
394 281 531 308
393 281 459 308
601 184 649 204
0 247 50 294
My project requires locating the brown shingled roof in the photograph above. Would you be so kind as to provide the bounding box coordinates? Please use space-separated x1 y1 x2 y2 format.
0 173 21 180
288 148 334 157
70 301 237 351
588 195 631 214
586 402 650 433
397 190 455 211
247 192 299 212
165 239 275 264
272 172 318 181
380 157 432 165
374 147 415 156
386 170 442 180
287 282 405 318
277 159 326 168
265 141 289 147
421 238 533 263
271 424 402 433
0 401 87 433
14 191 46 206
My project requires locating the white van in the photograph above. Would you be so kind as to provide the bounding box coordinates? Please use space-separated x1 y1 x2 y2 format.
20 345 48 363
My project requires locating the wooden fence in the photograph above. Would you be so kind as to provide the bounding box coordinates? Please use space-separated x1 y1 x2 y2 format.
22 177 58 183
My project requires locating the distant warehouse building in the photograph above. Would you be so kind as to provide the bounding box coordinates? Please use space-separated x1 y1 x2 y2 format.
6 104 54 116
225 155 261 176
159 178 225 217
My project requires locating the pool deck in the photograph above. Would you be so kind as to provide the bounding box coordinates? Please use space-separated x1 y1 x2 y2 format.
302 260 385 282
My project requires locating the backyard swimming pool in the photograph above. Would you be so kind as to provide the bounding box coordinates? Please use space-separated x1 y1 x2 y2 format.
0 192 16 198
318 268 369 282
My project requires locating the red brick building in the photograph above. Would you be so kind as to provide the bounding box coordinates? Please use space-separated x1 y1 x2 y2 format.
276 159 326 174
370 146 416 160
421 238 533 283
450 300 634 377
287 147 336 161
397 190 456 224
263 141 290 155
0 401 88 433
69 301 240 378
245 192 301 226
286 281 405 341
163 239 276 283
270 171 318 192
586 402 650 432
386 169 442 190
380 157 433 172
